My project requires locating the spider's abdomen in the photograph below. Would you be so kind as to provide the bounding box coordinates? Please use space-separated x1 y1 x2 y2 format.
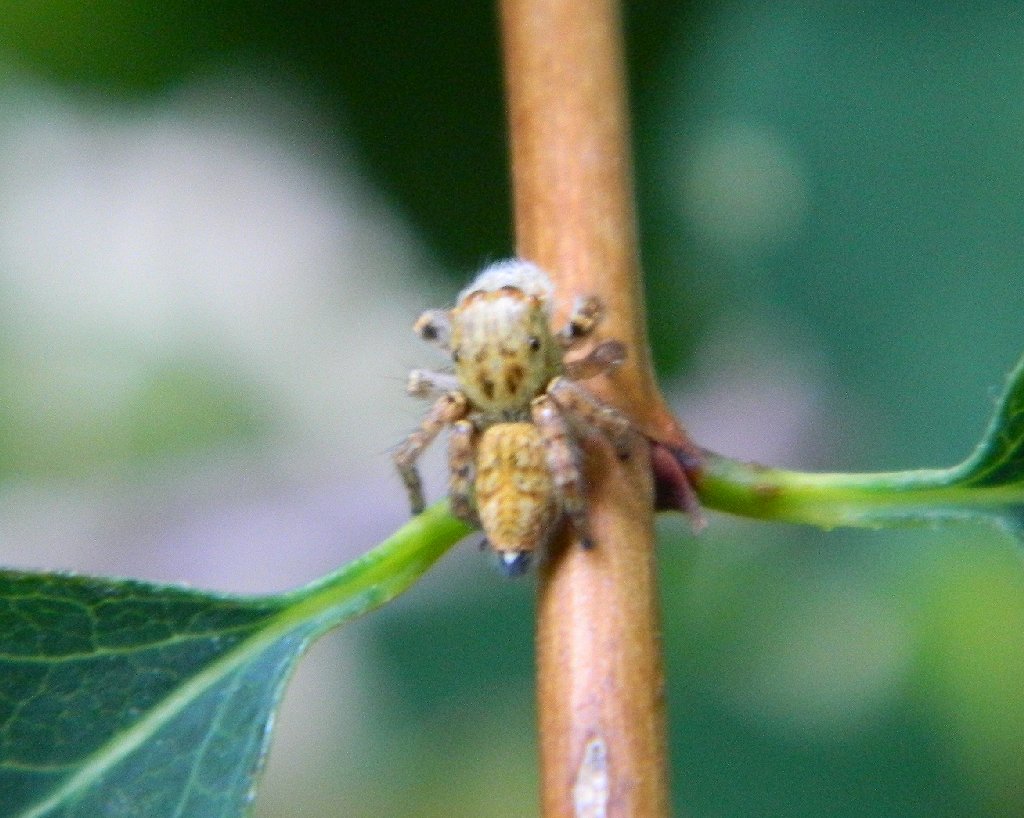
475 422 559 569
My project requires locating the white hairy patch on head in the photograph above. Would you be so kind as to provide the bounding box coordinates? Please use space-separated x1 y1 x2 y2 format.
457 258 554 306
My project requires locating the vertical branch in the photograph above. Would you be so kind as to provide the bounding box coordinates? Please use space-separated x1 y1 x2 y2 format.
499 1 679 816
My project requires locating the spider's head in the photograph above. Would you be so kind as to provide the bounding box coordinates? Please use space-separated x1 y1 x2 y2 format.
450 260 561 415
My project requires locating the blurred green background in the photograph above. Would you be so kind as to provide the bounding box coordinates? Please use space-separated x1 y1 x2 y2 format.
1 2 1024 816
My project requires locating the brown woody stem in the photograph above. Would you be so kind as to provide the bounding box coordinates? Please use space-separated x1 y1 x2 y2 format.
499 1 682 815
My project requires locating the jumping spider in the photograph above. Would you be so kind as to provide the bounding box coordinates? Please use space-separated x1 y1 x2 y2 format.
394 258 634 576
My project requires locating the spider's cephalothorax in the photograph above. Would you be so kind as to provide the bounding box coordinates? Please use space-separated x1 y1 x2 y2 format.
394 258 633 576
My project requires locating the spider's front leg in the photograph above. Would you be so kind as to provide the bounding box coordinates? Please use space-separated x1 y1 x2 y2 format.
394 391 468 515
407 369 460 401
563 339 626 382
531 394 592 550
448 419 477 524
413 308 453 349
557 294 604 348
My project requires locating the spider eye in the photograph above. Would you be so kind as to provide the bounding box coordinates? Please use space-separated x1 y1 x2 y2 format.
420 324 438 341
528 336 541 352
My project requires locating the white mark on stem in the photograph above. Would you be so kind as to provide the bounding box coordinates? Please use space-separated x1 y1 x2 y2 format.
573 735 609 818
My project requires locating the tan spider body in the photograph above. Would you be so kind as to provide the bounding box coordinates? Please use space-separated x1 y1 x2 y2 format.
474 422 557 558
394 259 632 576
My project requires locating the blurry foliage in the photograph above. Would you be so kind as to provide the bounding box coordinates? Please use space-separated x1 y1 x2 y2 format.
0 1 705 350
1 2 1024 817
0 0 513 269
0 359 265 479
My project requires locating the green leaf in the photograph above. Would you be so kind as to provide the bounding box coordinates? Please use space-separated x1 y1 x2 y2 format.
949 354 1024 493
0 504 471 818
693 353 1024 533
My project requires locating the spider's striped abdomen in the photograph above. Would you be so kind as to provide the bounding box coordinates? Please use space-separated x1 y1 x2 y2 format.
474 422 559 575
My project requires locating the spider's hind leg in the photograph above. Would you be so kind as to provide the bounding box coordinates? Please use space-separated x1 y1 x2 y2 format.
448 419 478 524
531 394 592 550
